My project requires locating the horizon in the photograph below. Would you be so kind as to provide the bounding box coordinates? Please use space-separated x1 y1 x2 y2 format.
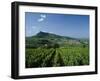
25 12 89 38
26 31 89 39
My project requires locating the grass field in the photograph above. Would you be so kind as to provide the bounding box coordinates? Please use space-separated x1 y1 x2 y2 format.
25 46 89 68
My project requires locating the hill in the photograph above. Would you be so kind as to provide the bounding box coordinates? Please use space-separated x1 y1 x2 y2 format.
26 31 88 48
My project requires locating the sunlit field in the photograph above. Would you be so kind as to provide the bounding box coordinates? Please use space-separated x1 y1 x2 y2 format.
25 46 89 68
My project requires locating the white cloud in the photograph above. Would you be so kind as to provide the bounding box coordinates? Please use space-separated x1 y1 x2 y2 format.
37 14 46 22
38 18 44 22
32 26 37 29
40 14 46 18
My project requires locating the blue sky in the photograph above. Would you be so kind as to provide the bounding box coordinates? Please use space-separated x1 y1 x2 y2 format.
25 12 89 38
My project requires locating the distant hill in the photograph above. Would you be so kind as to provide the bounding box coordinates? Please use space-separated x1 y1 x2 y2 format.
26 31 88 48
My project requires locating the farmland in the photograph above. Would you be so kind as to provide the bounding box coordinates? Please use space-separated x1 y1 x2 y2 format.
25 31 89 68
25 46 89 68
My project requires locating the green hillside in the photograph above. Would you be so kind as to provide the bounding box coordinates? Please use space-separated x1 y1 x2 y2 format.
26 31 88 48
25 31 89 68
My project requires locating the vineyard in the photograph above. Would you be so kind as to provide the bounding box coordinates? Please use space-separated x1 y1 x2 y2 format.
25 47 89 68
